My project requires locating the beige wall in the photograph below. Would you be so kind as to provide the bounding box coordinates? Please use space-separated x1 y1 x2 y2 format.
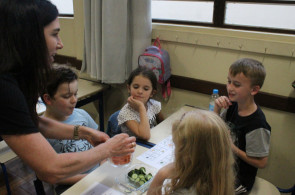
152 24 295 97
59 3 295 192
58 0 84 59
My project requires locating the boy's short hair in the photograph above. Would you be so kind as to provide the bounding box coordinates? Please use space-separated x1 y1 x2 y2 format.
41 65 78 102
230 58 266 88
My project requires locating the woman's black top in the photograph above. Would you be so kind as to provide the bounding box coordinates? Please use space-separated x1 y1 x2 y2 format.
0 74 38 135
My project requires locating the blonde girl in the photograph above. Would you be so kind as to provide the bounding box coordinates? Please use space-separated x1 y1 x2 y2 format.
148 110 235 195
118 67 164 140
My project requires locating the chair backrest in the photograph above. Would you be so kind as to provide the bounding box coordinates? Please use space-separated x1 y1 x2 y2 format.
249 177 280 195
106 110 122 137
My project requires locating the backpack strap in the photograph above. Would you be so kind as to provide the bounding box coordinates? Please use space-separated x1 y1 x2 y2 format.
153 37 162 49
167 80 171 97
162 79 171 99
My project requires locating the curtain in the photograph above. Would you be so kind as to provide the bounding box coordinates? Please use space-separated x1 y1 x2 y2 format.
82 0 152 83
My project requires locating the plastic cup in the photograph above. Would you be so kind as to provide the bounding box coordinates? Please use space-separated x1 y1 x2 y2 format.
109 153 133 167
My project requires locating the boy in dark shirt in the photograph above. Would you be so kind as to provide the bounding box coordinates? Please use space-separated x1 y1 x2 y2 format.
214 58 271 194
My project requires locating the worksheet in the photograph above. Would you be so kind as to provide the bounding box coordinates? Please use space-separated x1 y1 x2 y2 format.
136 135 175 170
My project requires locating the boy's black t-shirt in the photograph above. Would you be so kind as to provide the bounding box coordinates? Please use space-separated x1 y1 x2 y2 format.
0 74 38 135
224 102 271 191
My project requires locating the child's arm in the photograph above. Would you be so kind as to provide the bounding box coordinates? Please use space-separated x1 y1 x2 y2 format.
147 163 175 195
156 111 165 124
214 96 232 114
125 96 151 140
232 144 268 169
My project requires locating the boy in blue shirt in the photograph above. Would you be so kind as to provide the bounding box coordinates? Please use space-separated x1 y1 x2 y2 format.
214 58 271 194
41 65 100 191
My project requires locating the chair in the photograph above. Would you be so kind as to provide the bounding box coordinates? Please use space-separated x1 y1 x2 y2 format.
249 177 280 195
33 176 46 195
277 184 295 195
106 110 122 137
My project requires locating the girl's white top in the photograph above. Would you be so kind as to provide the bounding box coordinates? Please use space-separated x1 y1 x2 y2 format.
118 99 161 137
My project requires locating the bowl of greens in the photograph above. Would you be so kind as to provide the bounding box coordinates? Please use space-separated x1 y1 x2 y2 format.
115 163 158 193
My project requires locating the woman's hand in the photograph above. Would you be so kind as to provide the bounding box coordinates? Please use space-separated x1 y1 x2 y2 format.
86 129 110 146
103 133 136 157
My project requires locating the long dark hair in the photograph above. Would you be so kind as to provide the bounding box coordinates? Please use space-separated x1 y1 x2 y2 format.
127 67 158 92
0 0 58 125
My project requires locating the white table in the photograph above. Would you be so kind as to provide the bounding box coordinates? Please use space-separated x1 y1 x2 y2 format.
62 145 149 195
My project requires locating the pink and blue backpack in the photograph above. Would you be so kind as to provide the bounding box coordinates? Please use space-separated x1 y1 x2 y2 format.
138 38 171 99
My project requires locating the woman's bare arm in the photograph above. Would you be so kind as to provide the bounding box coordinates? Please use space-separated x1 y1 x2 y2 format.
38 116 109 146
2 133 135 184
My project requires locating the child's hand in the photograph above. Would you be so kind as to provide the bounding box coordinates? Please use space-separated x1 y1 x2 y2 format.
127 96 145 112
214 96 232 111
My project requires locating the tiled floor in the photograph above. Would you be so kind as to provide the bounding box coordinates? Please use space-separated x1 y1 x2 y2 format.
0 157 54 195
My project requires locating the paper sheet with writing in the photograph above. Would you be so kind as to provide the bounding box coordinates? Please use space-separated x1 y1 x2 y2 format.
136 135 175 170
81 182 124 195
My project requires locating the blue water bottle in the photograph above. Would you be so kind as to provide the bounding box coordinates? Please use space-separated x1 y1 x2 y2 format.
209 89 219 111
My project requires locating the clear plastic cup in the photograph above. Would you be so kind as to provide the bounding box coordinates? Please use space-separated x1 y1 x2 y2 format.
109 153 133 167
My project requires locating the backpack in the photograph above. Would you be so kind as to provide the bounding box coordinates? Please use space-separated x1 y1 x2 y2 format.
138 37 171 99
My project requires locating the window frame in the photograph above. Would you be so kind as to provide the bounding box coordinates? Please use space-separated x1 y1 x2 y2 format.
59 14 74 17
152 0 295 35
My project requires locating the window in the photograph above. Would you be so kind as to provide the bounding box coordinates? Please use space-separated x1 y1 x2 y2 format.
225 2 295 30
51 0 74 16
152 0 295 34
152 1 213 23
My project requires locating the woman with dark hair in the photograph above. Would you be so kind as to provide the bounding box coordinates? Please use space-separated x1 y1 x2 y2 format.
0 0 136 184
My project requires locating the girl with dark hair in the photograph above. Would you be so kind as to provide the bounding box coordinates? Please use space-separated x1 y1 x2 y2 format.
0 0 135 184
117 66 165 140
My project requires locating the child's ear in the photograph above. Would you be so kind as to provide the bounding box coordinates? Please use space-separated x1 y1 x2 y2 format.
42 94 52 105
127 85 131 93
150 90 157 97
251 85 260 96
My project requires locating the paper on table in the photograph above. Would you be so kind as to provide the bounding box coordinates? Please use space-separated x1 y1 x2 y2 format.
81 182 124 195
136 135 175 170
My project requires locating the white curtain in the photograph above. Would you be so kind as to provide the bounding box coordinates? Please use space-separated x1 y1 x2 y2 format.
82 0 152 83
